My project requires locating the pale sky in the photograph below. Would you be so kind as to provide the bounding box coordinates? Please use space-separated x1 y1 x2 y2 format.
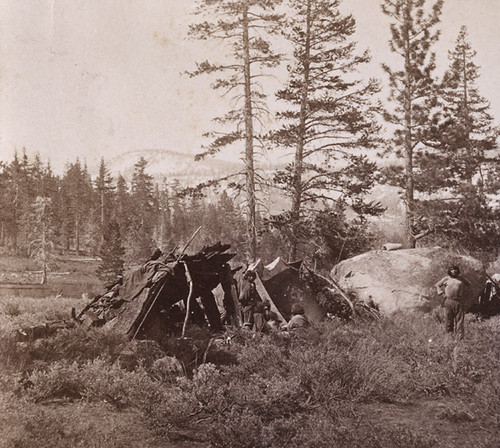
0 0 499 174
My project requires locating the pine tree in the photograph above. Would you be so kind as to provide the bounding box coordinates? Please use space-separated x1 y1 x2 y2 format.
61 159 94 255
128 157 157 262
169 180 189 244
94 158 115 245
27 196 56 284
31 153 45 197
155 181 172 250
8 151 29 254
188 0 283 261
381 0 443 247
433 26 497 183
271 0 382 260
413 26 500 257
0 162 11 247
97 220 125 284
114 174 131 235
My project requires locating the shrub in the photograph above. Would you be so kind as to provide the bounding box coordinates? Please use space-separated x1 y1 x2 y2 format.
23 361 83 402
22 358 158 406
0 326 128 376
158 326 238 375
1 300 22 317
140 383 201 436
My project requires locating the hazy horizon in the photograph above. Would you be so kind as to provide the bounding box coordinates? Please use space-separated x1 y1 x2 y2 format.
1 0 499 174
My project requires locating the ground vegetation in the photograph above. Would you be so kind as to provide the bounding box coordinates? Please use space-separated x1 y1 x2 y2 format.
1 293 499 447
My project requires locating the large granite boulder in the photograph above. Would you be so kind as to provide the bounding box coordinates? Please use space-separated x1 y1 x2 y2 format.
330 247 486 314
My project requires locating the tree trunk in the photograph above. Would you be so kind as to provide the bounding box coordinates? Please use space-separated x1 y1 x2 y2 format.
462 47 474 186
403 4 415 249
290 0 312 261
242 4 257 261
101 189 105 245
75 215 80 256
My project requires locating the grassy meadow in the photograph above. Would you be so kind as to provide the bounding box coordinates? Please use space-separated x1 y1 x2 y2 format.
0 254 103 299
1 291 499 448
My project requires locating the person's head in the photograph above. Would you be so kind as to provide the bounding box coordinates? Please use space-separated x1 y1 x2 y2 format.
291 303 305 315
243 270 256 282
150 248 163 261
448 265 461 278
262 300 271 311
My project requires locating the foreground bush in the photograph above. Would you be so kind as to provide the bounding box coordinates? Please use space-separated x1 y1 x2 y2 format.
23 359 156 406
4 311 500 447
177 314 500 446
0 326 129 374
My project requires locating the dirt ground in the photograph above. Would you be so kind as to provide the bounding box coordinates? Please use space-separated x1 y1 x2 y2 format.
357 398 499 447
1 387 498 447
0 390 207 448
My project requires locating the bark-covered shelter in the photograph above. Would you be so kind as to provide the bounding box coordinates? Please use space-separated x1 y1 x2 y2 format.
243 257 366 323
75 243 375 343
247 258 327 323
77 243 238 340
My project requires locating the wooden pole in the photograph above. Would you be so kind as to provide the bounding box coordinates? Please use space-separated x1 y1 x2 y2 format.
181 262 194 338
177 226 202 262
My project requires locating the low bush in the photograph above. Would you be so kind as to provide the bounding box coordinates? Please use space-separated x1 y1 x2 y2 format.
158 325 238 375
3 293 500 447
0 326 128 374
207 406 440 448
1 300 22 317
23 358 156 406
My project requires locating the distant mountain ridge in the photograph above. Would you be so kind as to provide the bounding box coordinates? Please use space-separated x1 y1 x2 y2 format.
108 148 242 182
106 149 405 224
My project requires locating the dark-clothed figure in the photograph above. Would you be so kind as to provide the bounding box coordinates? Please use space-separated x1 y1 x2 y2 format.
262 301 281 333
239 270 261 328
435 265 470 339
253 301 266 332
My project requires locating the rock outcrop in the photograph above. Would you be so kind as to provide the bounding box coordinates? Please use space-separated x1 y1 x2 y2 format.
330 247 486 314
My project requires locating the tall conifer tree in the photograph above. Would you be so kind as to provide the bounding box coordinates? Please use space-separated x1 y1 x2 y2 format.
61 159 93 255
271 0 382 260
188 0 283 261
95 158 115 245
414 26 500 256
381 0 443 247
128 157 157 261
97 220 126 284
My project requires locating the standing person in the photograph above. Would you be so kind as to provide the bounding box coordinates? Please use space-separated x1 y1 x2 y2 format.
239 270 261 329
435 265 470 339
253 300 267 333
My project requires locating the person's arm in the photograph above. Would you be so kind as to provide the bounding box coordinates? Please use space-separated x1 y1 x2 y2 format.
435 277 447 295
239 283 249 305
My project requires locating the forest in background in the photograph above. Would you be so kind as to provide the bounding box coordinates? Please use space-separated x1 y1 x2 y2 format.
1 0 500 280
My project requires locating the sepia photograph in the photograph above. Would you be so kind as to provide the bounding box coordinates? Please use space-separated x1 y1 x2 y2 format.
0 0 499 446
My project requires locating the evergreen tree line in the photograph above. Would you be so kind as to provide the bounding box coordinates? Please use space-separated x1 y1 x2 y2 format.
189 0 499 262
0 153 249 281
2 0 500 278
